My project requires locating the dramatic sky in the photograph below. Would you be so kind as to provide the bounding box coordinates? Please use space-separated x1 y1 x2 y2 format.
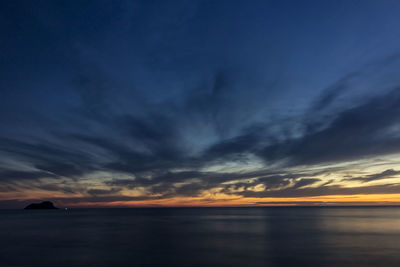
2 0 400 208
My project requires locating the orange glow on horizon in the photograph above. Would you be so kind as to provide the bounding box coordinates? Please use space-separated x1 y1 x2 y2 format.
50 193 400 208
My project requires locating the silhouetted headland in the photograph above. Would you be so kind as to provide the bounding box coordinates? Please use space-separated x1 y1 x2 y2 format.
24 201 58 210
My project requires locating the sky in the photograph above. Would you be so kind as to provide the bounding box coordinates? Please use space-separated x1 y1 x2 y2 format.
2 0 400 208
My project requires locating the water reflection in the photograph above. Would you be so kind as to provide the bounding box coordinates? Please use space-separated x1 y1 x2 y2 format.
1 207 400 266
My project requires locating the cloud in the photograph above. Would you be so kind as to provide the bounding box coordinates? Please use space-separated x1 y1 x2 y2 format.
258 88 400 165
238 183 400 198
0 138 94 180
103 170 325 199
0 169 54 181
2 46 400 207
86 188 122 196
343 169 400 183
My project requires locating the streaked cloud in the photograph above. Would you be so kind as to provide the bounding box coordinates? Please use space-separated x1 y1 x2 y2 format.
2 0 400 207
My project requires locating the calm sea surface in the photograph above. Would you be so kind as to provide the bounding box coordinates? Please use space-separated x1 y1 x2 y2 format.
1 207 400 266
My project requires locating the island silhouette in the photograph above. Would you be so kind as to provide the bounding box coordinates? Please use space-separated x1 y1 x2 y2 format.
24 201 58 210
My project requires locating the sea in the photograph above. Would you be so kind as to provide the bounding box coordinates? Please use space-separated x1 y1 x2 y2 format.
1 207 400 266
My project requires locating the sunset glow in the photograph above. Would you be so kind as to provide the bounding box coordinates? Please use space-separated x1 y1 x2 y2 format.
2 0 400 208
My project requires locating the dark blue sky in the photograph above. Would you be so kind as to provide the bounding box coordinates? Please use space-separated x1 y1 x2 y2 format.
2 0 400 207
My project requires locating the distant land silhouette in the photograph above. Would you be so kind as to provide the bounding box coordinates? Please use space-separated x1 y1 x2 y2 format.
24 201 58 210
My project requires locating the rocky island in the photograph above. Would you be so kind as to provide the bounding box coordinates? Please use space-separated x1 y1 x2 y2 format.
24 201 58 210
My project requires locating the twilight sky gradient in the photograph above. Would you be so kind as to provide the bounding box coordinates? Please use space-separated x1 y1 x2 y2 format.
2 0 400 208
